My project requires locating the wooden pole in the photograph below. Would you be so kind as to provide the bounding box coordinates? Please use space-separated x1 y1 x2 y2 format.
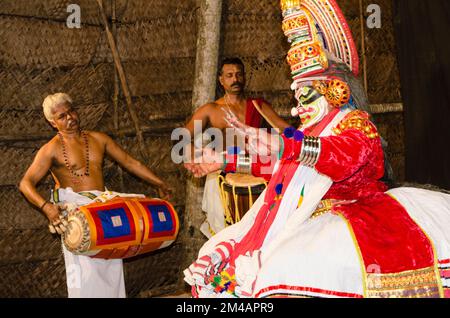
96 0 148 161
110 0 124 192
182 0 223 274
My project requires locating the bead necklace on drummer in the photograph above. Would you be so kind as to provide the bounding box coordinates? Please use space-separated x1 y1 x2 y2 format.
19 93 172 298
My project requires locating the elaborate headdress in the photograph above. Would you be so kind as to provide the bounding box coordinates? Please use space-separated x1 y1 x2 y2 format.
281 0 359 76
281 0 360 121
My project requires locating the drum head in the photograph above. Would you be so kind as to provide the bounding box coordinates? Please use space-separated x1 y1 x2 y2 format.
224 173 267 187
63 213 90 252
222 173 267 195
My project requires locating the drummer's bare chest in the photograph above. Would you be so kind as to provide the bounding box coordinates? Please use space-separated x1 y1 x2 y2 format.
52 138 104 170
208 105 247 130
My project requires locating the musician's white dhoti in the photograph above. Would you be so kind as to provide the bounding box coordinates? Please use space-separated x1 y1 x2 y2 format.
52 187 127 298
200 172 226 238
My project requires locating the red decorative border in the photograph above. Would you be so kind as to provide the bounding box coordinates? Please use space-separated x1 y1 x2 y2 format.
255 284 363 298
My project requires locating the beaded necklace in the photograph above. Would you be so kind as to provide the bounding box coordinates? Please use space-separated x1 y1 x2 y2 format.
224 94 248 150
58 130 90 183
224 94 245 113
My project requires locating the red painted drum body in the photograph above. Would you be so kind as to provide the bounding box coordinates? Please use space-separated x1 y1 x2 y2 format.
63 197 179 259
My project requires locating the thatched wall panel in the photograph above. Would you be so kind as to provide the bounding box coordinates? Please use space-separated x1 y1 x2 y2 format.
0 185 54 229
374 113 405 153
0 16 105 69
363 0 402 104
388 152 406 182
123 59 195 97
373 112 405 181
98 93 192 132
0 257 67 298
0 146 37 185
0 64 114 109
0 0 105 25
116 13 197 62
123 242 185 297
222 13 289 59
337 0 360 17
243 57 292 92
118 0 198 23
0 229 62 263
225 0 280 16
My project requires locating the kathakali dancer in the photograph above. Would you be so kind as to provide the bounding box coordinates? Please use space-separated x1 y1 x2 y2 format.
183 0 450 298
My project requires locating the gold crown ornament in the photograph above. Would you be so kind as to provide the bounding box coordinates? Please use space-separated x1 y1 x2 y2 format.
280 0 303 15
280 0 359 77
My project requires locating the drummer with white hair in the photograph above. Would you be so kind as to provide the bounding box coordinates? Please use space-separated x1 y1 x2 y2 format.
19 92 171 297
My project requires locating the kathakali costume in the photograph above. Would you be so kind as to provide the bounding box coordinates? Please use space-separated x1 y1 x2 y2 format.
184 0 450 298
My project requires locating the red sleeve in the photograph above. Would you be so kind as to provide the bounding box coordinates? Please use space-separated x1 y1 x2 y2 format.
250 154 275 181
315 129 375 182
224 154 273 181
224 154 237 174
280 134 302 160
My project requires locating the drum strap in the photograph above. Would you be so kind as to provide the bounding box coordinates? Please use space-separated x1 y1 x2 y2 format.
218 175 234 226
78 191 99 200
51 188 60 204
51 189 99 203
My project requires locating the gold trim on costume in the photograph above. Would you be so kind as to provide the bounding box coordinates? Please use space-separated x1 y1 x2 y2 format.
332 110 379 139
310 199 333 219
337 206 443 298
387 192 445 297
366 267 441 298
336 212 368 297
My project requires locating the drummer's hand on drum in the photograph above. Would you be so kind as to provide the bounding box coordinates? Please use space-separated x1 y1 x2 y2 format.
43 203 68 235
189 162 223 178
157 182 172 201
186 148 224 178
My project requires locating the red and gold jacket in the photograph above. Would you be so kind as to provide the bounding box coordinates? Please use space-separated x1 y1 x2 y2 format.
225 110 387 199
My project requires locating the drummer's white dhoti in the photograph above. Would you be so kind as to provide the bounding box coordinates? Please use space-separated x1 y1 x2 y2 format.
52 187 127 298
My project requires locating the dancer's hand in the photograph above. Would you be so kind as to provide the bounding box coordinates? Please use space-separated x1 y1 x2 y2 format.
222 107 281 156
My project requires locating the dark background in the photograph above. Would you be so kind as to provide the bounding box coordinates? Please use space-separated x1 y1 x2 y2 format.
394 0 450 189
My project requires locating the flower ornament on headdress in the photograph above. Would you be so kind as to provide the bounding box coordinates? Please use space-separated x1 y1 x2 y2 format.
280 0 360 128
